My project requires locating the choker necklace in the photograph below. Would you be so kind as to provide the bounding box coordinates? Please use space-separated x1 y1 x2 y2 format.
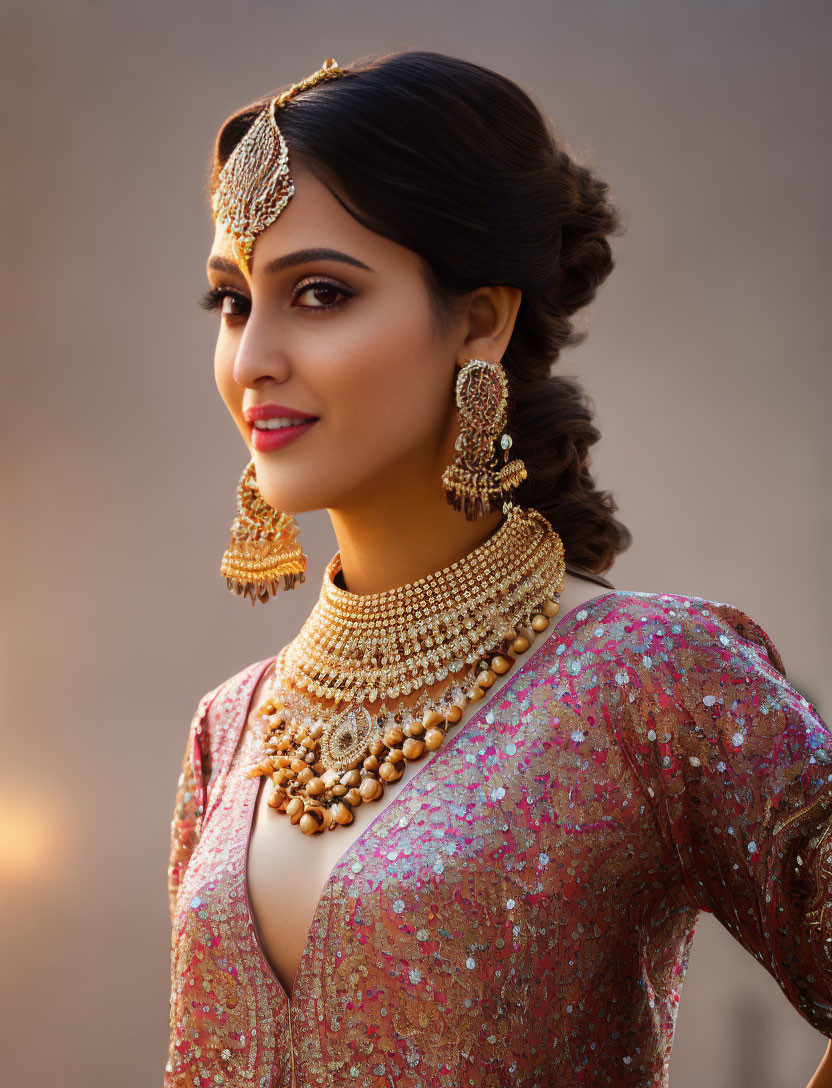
245 503 566 835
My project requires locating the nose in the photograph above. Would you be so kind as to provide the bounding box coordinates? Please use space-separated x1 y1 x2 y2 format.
232 313 292 388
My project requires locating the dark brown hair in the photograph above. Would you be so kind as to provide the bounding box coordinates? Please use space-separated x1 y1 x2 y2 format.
209 49 631 577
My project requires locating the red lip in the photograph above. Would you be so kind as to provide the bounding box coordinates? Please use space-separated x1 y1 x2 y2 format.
250 417 318 452
244 403 319 422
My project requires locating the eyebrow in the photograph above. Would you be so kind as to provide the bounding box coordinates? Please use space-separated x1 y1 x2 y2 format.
206 247 374 278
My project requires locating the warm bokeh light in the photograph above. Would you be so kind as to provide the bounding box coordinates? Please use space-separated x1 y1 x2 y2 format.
0 798 54 880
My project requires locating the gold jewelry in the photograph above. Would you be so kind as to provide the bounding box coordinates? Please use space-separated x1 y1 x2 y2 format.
441 358 528 520
244 503 566 834
220 459 307 604
211 58 348 272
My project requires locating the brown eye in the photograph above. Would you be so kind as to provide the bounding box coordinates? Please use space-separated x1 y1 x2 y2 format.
293 279 353 309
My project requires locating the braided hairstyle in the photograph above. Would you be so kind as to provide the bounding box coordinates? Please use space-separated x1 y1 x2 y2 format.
209 49 632 576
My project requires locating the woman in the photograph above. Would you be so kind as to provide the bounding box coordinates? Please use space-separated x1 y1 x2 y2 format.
165 51 832 1087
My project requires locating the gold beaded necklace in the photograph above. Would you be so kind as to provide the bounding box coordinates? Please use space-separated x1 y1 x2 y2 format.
244 503 566 834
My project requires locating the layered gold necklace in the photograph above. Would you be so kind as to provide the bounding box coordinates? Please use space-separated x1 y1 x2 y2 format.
244 503 566 834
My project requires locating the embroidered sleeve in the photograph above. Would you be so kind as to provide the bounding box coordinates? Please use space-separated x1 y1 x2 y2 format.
617 596 832 1037
167 689 217 923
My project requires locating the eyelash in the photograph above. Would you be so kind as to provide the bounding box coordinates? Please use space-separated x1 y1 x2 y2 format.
198 279 353 317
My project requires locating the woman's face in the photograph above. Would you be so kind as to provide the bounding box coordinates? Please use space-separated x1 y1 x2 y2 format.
205 160 469 517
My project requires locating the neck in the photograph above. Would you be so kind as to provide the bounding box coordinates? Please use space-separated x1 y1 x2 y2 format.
326 478 504 597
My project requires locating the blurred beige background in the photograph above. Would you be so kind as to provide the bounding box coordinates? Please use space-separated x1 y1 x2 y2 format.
1 2 830 1085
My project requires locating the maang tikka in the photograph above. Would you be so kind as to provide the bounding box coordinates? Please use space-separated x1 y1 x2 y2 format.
211 56 348 273
441 358 528 520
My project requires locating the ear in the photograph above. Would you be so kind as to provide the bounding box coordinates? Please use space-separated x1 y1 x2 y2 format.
459 285 522 363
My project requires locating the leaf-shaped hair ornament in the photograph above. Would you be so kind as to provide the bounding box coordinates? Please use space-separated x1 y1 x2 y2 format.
211 58 348 273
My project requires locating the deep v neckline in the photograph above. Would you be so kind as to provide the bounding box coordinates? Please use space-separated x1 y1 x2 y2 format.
239 590 619 1008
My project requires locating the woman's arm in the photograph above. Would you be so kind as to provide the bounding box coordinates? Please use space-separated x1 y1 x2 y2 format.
613 594 832 1038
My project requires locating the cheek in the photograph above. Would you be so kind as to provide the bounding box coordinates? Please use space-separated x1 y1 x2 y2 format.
320 294 448 443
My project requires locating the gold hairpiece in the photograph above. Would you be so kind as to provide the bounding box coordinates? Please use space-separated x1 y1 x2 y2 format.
211 57 348 272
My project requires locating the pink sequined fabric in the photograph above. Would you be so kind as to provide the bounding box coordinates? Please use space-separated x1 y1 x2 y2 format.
165 591 832 1087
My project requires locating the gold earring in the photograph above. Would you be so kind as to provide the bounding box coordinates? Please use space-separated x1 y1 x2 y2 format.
441 358 528 520
220 458 307 605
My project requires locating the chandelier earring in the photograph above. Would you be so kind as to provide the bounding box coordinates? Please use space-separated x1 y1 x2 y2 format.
220 458 307 605
441 357 528 520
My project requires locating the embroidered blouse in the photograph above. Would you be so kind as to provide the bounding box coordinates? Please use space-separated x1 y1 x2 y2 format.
164 590 832 1087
